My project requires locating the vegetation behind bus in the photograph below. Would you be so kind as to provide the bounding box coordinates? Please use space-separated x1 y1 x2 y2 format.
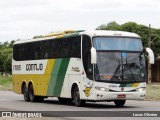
0 40 15 75
0 76 12 91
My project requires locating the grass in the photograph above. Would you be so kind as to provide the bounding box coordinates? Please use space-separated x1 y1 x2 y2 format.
145 83 160 101
0 76 12 91
0 77 160 101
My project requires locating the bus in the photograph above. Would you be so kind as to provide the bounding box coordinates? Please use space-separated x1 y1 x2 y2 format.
12 30 154 107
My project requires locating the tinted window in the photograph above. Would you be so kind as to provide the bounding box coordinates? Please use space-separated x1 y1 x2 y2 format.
82 35 92 79
61 38 70 58
13 36 81 61
69 36 81 58
48 39 62 58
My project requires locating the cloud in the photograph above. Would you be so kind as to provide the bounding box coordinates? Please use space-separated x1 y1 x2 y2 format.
0 0 160 42
0 0 47 8
80 0 122 10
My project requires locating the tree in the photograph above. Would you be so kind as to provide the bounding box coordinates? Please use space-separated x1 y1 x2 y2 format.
120 22 138 32
0 41 14 74
9 40 16 47
4 52 12 74
96 21 120 30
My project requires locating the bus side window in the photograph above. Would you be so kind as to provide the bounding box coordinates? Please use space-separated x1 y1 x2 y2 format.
13 45 21 61
49 40 58 59
82 35 93 80
25 43 33 60
42 41 49 59
35 42 41 59
54 39 62 58
70 36 81 58
61 38 70 58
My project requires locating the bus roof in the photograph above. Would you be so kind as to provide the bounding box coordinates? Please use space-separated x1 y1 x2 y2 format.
81 30 140 38
14 30 140 45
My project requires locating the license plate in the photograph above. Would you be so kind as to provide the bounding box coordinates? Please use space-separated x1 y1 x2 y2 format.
117 94 126 98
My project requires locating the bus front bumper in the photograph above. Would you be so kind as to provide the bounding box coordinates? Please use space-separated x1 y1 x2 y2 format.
92 91 146 101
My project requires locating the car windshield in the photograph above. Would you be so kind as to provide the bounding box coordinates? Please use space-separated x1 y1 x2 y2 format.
93 37 146 83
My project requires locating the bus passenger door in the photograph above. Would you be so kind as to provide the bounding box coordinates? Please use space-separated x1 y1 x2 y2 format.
81 35 93 99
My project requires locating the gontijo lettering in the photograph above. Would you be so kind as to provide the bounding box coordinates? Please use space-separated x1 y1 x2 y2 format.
26 63 43 71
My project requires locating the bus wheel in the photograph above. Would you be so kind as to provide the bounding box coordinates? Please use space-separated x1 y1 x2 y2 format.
73 86 85 107
114 100 126 107
22 84 29 102
28 84 36 102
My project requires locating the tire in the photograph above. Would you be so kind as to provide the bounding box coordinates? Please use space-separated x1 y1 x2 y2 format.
114 100 126 107
28 84 37 102
72 86 85 107
22 84 29 102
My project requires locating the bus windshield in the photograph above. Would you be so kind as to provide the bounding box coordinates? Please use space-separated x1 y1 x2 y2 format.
93 37 142 51
93 37 146 83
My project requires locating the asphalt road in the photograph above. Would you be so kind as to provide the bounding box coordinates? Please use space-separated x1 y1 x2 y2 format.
0 91 160 120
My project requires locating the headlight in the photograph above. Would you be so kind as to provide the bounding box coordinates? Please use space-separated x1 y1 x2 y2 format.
136 87 146 92
95 87 109 91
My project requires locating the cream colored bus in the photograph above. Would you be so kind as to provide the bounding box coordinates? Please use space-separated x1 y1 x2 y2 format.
12 30 154 107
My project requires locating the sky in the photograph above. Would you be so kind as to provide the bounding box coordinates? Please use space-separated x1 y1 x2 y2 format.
0 0 160 42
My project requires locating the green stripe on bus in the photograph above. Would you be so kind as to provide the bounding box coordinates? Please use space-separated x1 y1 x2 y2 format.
53 58 70 96
119 84 127 87
47 59 62 96
126 84 132 87
119 83 134 87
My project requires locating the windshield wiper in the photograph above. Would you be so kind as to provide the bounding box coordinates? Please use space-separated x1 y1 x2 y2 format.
123 63 136 82
111 64 122 81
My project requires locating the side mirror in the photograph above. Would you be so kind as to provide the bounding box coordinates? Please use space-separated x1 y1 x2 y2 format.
91 47 97 64
145 47 154 64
